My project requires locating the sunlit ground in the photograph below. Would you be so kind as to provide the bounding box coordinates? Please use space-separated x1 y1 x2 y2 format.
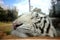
0 22 60 40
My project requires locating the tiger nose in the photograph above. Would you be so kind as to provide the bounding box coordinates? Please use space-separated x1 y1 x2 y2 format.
13 23 23 30
13 23 17 30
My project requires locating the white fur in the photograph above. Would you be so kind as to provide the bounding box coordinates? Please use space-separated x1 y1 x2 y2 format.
11 12 57 37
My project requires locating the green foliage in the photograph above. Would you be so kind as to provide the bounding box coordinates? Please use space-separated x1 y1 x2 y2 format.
49 0 60 17
0 6 18 22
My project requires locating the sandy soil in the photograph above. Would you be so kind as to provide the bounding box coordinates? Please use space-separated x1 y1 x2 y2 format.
0 31 60 39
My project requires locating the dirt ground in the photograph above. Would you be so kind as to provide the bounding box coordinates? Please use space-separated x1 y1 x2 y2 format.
0 31 60 39
0 22 60 40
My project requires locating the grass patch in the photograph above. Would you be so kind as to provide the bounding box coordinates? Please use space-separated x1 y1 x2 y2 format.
4 31 11 35
0 22 12 35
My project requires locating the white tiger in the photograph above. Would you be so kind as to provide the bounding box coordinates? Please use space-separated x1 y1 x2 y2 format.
11 12 57 37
